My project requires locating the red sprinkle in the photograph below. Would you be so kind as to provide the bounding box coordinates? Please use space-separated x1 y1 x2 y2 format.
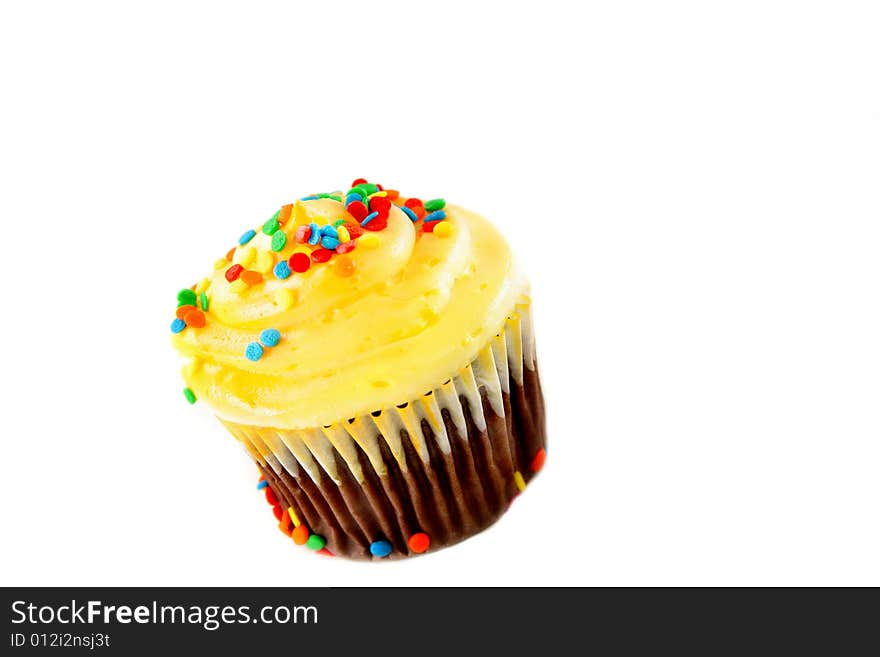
364 218 387 232
408 532 431 554
375 183 383 191
265 486 278 506
351 178 368 187
336 241 356 254
347 200 368 221
291 524 309 545
344 221 364 239
311 248 333 263
289 252 311 273
295 225 312 243
422 221 436 233
317 548 335 557
530 448 546 473
369 196 391 213
404 198 424 210
225 264 244 282
272 505 283 521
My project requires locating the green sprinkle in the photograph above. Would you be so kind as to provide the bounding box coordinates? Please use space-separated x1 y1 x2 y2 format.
262 215 280 235
425 198 446 212
345 188 364 200
327 194 342 202
361 183 379 195
199 291 209 311
183 387 197 404
306 534 326 551
177 288 197 306
317 192 331 198
332 218 347 227
271 230 287 252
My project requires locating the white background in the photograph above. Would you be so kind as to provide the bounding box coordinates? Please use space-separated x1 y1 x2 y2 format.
1 1 878 586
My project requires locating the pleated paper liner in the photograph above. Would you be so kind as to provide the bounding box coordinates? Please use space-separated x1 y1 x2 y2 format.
224 298 546 559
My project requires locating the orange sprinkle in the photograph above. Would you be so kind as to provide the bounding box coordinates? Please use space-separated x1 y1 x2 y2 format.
240 270 263 286
530 448 546 473
291 525 309 545
384 189 400 200
408 532 431 554
176 305 196 320
334 255 356 277
279 203 293 225
225 247 235 262
183 308 206 328
279 508 293 536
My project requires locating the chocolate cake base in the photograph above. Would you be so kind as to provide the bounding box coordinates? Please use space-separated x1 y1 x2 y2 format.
257 365 546 560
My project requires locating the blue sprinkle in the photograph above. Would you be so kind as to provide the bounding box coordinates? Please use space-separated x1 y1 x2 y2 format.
238 229 256 245
245 342 264 362
273 260 291 280
170 318 186 334
370 540 393 558
361 211 379 226
423 210 446 223
308 222 321 245
320 225 339 238
401 206 419 222
256 480 268 490
321 236 340 250
345 193 361 207
259 328 281 347
300 195 320 201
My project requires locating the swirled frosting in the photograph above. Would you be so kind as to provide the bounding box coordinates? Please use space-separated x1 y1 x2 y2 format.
171 185 527 429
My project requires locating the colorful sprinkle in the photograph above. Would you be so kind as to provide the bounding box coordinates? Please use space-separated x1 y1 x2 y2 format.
424 198 446 212
239 229 256 245
195 277 210 294
422 221 437 233
259 328 281 347
254 250 275 274
407 532 430 554
263 210 281 235
176 304 195 320
279 204 293 225
275 287 296 309
295 225 312 243
337 225 351 243
530 448 546 473
177 289 197 307
287 506 301 527
256 479 268 490
229 279 247 294
310 248 332 263
321 236 340 250
514 471 526 492
347 200 368 222
351 178 368 187
423 210 446 223
274 260 291 279
359 234 380 249
320 225 339 239
241 270 263 286
272 504 283 521
344 221 364 239
370 540 393 558
292 525 309 545
335 240 356 255
199 291 209 311
360 211 378 227
300 194 320 201
245 342 264 361
289 251 311 273
183 387 196 404
306 534 326 551
233 246 255 267
183 308 206 328
170 318 186 333
433 221 453 238
308 222 321 245
401 205 419 222
404 198 424 210
271 230 287 252
225 247 236 262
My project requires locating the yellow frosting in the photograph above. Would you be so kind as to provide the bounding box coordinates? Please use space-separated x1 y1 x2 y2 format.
171 195 527 429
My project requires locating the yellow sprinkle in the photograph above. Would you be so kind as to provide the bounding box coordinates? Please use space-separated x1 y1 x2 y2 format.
233 246 255 267
514 471 526 492
254 250 275 274
367 191 387 198
195 277 210 294
213 258 228 271
229 279 247 294
274 287 297 309
287 506 301 528
359 233 380 249
337 226 350 243
433 221 454 238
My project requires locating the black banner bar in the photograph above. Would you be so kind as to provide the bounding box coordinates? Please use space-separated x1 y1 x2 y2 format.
1 588 875 653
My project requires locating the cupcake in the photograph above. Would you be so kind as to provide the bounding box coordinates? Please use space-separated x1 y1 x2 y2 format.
170 179 546 559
